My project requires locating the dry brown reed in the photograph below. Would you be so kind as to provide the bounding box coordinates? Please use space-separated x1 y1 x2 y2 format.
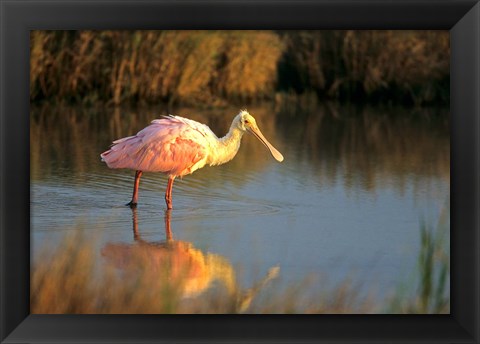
30 31 283 106
31 220 449 314
30 30 449 106
31 230 374 314
278 30 449 105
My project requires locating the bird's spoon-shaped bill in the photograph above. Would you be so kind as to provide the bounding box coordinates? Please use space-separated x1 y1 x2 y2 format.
248 125 284 162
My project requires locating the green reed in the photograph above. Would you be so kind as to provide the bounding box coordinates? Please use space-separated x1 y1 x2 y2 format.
388 208 450 314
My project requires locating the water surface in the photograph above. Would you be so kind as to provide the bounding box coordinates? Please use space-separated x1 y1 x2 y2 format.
31 103 450 311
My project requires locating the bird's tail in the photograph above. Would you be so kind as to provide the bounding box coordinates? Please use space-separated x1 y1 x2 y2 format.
100 135 139 169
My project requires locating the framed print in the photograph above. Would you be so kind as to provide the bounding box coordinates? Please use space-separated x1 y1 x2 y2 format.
1 0 479 343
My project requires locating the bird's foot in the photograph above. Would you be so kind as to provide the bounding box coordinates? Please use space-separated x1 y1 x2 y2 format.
126 201 138 208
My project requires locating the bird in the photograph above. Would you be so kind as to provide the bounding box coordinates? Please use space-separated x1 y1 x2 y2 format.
100 110 284 209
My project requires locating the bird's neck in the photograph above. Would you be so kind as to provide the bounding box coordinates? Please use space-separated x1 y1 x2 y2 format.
209 126 245 166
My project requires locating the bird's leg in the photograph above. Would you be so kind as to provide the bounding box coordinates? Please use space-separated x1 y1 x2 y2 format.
126 170 143 208
164 209 173 242
165 176 175 210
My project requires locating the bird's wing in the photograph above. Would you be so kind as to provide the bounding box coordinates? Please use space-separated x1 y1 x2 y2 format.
101 117 209 175
153 115 218 139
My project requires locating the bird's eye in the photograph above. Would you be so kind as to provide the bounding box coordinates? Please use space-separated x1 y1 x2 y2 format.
244 120 249 124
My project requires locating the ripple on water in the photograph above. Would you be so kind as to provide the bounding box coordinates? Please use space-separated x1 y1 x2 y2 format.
83 171 138 189
166 194 285 221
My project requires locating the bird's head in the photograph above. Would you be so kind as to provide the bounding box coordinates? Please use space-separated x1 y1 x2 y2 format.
237 110 258 132
235 110 284 162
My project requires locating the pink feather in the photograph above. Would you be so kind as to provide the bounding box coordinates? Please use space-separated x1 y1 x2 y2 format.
101 116 208 177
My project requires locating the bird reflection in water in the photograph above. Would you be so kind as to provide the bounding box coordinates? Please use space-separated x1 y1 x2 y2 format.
102 209 280 311
102 209 236 299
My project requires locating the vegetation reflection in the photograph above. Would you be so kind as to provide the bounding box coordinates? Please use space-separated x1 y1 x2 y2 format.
31 103 449 199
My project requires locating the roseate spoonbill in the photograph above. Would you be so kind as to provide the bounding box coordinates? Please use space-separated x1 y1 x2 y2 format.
100 110 284 209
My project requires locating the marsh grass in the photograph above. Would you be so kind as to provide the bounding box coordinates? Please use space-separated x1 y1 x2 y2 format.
30 30 449 106
31 226 376 314
387 207 450 314
30 31 283 106
31 216 449 314
30 230 364 314
278 31 449 106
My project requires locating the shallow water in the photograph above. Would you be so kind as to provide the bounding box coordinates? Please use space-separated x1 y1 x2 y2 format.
30 103 450 311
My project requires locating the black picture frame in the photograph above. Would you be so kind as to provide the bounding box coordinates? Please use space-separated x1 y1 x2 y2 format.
1 0 479 343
